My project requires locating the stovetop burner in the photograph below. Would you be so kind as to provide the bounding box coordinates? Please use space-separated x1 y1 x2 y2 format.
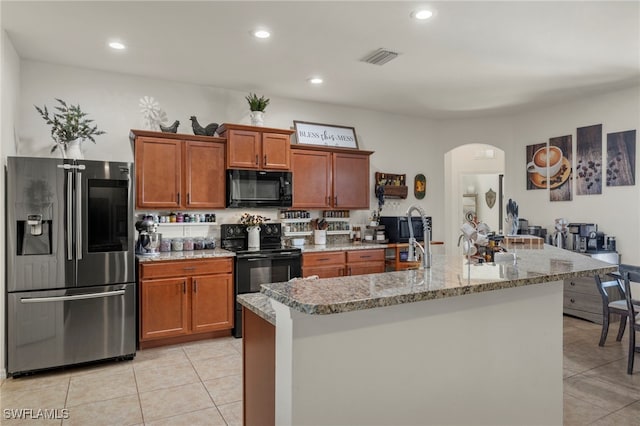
221 223 287 252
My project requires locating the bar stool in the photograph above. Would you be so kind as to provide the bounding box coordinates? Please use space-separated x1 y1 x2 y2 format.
595 274 629 346
622 271 640 374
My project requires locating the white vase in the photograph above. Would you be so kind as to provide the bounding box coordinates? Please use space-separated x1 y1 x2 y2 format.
247 226 260 248
249 111 265 127
64 139 84 160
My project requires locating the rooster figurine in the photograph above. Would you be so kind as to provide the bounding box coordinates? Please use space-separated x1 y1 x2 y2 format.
159 120 180 133
190 116 218 136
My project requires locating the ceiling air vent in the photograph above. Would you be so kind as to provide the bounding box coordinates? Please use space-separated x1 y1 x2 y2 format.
360 48 399 66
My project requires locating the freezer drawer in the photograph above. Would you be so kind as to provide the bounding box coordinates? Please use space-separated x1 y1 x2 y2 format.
7 283 136 376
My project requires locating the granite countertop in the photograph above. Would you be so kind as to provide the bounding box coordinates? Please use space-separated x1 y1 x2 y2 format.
298 242 388 252
237 293 276 325
136 248 235 262
260 245 617 316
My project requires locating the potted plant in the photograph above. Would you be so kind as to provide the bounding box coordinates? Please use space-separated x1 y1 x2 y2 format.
245 93 270 127
35 98 106 159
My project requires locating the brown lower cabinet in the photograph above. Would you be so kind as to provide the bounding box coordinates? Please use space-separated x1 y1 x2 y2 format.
139 258 234 348
302 249 385 278
242 308 275 426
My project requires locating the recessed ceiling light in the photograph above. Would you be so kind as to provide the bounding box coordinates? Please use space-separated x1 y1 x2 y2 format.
108 41 126 50
309 77 323 85
253 30 271 39
412 9 433 20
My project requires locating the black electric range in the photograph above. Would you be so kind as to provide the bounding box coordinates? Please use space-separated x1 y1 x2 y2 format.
221 223 301 337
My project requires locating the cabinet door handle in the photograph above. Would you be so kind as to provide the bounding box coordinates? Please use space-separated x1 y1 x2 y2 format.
318 258 330 262
187 193 191 204
183 281 186 294
570 282 575 286
334 196 338 206
177 192 181 204
264 154 267 165
193 280 197 293
255 155 259 165
326 196 330 205
183 267 196 271
360 255 372 259
570 298 575 303
348 266 352 275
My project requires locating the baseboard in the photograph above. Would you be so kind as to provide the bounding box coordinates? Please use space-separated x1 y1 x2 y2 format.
0 368 7 380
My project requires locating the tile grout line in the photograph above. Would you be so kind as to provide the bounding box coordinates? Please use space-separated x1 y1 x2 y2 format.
183 340 234 425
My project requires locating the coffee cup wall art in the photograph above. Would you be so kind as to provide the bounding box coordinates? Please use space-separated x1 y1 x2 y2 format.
525 142 571 195
549 135 572 202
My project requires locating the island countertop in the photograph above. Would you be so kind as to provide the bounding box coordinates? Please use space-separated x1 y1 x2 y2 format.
260 245 617 315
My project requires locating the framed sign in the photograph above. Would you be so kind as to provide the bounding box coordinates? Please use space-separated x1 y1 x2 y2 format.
293 121 359 149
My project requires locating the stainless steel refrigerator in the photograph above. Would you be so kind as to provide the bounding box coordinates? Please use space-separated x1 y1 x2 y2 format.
6 156 136 376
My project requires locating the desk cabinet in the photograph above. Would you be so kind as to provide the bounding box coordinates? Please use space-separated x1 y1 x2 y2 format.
132 130 225 209
217 123 293 171
139 258 233 348
302 249 385 278
291 146 373 210
563 276 603 324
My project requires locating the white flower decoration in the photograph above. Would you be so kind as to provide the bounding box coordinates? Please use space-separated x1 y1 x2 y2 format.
139 96 168 130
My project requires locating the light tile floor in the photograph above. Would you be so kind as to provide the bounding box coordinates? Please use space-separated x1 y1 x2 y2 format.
0 337 243 425
2 317 640 425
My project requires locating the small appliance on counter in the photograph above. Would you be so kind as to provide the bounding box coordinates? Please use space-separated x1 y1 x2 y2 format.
567 223 597 252
135 214 161 255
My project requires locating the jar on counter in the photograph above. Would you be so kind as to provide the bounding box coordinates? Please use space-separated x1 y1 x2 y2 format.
204 237 216 250
160 239 172 252
169 212 177 223
171 238 184 251
194 238 205 250
176 212 184 223
183 237 194 251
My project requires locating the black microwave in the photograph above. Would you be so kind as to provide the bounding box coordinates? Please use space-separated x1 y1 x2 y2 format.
227 169 293 208
379 216 432 243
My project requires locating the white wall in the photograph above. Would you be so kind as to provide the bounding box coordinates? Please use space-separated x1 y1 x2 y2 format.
438 89 640 264
1 29 21 379
17 60 447 233
508 87 640 265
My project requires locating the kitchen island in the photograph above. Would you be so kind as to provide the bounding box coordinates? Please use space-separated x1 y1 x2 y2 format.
238 245 617 425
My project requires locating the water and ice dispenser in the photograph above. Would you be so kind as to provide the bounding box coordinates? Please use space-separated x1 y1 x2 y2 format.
17 214 52 255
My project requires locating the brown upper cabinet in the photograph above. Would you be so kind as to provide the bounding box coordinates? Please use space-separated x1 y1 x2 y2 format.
291 145 373 210
131 130 226 210
217 123 293 171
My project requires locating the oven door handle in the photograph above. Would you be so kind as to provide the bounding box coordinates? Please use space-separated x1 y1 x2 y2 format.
237 254 270 260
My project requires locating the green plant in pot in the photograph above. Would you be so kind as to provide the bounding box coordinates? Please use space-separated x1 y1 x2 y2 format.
35 98 106 159
245 93 270 126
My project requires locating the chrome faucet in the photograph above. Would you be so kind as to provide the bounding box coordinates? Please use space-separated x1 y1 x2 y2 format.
406 205 431 269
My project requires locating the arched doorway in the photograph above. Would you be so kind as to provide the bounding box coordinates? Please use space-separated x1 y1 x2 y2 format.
444 144 505 255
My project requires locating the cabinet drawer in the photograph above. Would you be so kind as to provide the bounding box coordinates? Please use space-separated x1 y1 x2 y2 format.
303 252 345 267
564 276 599 296
347 249 384 263
563 291 602 315
140 258 233 279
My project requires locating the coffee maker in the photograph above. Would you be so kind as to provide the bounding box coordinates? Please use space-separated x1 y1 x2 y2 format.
587 231 606 251
567 223 597 252
135 215 161 255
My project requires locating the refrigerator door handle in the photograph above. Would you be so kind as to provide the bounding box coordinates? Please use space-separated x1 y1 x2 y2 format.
20 289 126 304
67 170 73 261
76 171 83 260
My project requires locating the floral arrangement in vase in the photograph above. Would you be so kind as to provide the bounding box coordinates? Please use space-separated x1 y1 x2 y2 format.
239 213 270 227
245 93 270 127
35 98 106 158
